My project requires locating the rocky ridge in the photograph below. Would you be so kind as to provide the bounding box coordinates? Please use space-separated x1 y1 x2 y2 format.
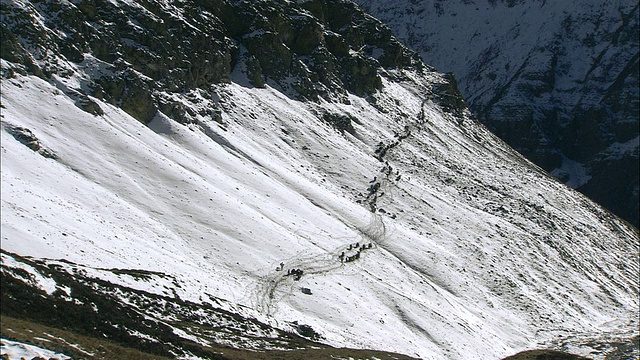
1 0 430 124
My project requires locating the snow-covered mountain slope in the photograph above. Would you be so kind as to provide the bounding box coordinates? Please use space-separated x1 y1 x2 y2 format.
1 0 638 359
355 0 639 228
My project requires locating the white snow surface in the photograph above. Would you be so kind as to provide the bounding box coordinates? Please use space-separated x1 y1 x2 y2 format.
550 156 592 189
1 338 71 360
1 67 638 360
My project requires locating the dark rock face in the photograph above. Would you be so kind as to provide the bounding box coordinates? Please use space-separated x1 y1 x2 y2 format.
2 0 237 124
433 73 467 117
217 0 421 99
356 0 639 227
4 124 57 159
2 0 422 124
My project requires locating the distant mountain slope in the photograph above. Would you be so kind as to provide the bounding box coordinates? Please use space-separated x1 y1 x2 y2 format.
1 0 638 359
355 0 639 228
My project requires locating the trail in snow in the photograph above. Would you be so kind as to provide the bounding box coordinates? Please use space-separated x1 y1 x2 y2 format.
247 232 379 315
247 98 423 317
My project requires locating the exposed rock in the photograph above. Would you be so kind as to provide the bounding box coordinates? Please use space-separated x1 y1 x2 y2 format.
76 95 104 116
433 73 467 116
4 124 57 159
322 112 356 135
5 125 42 152
3 0 423 126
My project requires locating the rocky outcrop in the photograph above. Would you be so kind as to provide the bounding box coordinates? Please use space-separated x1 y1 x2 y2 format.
1 0 422 124
3 123 57 159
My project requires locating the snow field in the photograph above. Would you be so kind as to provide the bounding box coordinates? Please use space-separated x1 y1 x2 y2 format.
1 67 637 359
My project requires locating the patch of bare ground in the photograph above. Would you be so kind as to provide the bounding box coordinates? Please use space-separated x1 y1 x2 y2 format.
502 349 592 360
1 315 173 360
1 315 418 360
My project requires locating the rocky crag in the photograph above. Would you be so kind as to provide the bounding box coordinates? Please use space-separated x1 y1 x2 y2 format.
1 0 430 123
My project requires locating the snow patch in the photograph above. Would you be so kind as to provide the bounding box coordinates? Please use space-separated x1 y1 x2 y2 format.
1 338 71 360
551 156 592 188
